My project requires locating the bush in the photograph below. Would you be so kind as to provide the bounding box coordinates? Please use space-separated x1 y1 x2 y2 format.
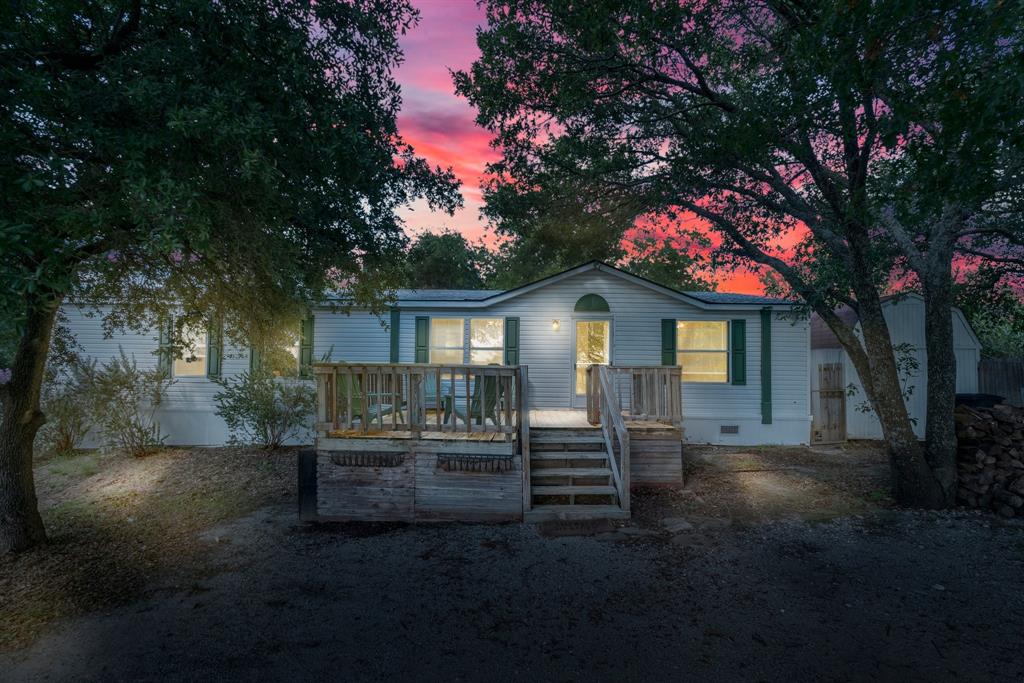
37 360 95 457
91 348 174 457
214 370 315 449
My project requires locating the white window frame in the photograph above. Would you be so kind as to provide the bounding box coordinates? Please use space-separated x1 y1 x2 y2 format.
469 318 504 365
429 318 466 365
676 320 729 384
173 324 209 378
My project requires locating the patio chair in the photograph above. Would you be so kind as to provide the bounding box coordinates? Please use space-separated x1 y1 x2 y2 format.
336 372 398 425
443 373 502 426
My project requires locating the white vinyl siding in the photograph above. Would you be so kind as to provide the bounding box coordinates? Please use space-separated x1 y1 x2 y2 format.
838 295 981 440
63 267 813 446
60 305 273 446
393 269 810 445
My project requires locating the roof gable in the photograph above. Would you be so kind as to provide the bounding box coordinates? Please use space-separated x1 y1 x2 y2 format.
329 260 796 310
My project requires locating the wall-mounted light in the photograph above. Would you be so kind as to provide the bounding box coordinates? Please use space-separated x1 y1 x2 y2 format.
552 319 560 332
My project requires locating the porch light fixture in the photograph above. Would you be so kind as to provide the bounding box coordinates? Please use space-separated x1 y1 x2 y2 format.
552 319 560 332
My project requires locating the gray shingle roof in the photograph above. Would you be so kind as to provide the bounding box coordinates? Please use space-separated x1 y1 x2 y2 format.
682 291 794 305
395 288 504 302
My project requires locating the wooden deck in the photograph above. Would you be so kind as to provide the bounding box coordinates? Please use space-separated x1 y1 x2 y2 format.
530 409 677 431
327 409 675 438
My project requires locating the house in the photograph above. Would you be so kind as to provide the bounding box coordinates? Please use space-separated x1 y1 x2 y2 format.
64 260 811 447
64 260 811 521
809 294 982 442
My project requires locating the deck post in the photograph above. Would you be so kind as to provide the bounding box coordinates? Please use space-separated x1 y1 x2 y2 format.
519 365 531 515
298 448 318 522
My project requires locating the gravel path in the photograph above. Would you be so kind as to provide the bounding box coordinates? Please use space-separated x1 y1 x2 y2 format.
4 505 1023 682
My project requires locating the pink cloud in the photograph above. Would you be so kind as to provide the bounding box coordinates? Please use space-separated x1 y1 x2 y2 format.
395 1 780 293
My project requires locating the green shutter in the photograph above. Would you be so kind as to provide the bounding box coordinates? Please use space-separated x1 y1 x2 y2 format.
731 319 746 385
389 308 401 363
249 347 262 373
299 316 314 378
504 317 520 365
661 319 676 366
414 316 430 363
206 320 223 378
157 317 173 375
760 308 772 424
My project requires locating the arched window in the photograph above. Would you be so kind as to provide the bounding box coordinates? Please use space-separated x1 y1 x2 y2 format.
574 294 610 312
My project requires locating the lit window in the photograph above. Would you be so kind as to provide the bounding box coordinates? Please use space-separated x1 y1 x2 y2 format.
173 325 207 377
430 318 465 364
264 340 301 377
470 318 503 365
677 321 728 383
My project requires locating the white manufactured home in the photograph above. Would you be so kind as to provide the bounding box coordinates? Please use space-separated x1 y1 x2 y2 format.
65 261 811 448
810 294 982 442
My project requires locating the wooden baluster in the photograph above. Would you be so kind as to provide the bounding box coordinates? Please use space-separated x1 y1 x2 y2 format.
391 367 398 430
436 370 444 430
358 368 368 434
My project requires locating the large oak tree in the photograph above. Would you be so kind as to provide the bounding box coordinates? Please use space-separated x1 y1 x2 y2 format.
0 0 460 553
456 0 1023 506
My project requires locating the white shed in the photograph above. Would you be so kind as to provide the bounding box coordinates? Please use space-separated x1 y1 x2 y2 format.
810 294 981 442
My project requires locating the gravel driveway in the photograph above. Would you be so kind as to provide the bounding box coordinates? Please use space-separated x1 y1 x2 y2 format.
4 504 1023 682
4 444 1024 681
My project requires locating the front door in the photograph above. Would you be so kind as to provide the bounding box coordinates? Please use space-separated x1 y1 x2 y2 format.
573 320 611 408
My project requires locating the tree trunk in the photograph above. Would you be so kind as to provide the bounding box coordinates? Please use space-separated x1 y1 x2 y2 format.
838 227 947 507
921 267 958 506
0 297 61 554
853 299 945 506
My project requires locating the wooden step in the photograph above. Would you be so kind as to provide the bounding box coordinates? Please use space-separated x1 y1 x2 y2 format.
524 505 630 522
531 451 608 461
531 435 606 445
531 485 617 496
531 467 612 479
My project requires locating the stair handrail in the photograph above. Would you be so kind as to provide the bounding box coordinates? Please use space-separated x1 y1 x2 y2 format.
592 365 630 513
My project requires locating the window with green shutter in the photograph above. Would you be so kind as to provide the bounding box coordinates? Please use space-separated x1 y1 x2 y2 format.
504 317 520 365
389 308 400 363
206 320 223 379
730 319 746 385
414 316 429 363
661 319 676 366
298 316 314 378
157 317 173 376
760 308 772 424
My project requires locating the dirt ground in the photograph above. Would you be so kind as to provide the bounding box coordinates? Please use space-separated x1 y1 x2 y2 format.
2 443 1023 682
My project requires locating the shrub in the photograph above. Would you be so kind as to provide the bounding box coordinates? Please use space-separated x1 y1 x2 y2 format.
37 360 95 457
91 348 174 457
214 370 315 449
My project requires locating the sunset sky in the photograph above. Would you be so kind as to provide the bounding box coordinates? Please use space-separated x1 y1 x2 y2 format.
392 1 767 293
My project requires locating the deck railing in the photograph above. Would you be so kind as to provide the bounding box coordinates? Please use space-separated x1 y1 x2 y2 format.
587 365 631 513
585 365 682 427
313 362 524 436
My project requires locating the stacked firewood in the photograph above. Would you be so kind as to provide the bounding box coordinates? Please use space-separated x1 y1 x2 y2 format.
955 404 1024 517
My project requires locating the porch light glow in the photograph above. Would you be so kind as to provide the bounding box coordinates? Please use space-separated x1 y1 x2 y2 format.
552 319 560 332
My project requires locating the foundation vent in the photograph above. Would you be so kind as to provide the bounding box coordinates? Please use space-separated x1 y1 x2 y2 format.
720 425 740 435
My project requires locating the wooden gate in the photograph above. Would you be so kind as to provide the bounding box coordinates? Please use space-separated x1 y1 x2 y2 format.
812 362 846 444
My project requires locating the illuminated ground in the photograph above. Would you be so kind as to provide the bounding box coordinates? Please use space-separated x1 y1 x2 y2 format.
2 445 1022 681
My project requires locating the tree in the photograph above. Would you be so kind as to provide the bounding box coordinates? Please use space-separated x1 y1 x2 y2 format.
456 0 1023 506
623 236 716 292
954 267 1024 358
0 0 460 553
403 230 487 289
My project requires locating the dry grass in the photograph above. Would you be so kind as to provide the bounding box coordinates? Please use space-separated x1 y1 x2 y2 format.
0 446 295 651
632 441 893 526
1 440 893 651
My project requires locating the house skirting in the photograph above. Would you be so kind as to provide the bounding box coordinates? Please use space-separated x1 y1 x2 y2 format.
303 437 523 523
